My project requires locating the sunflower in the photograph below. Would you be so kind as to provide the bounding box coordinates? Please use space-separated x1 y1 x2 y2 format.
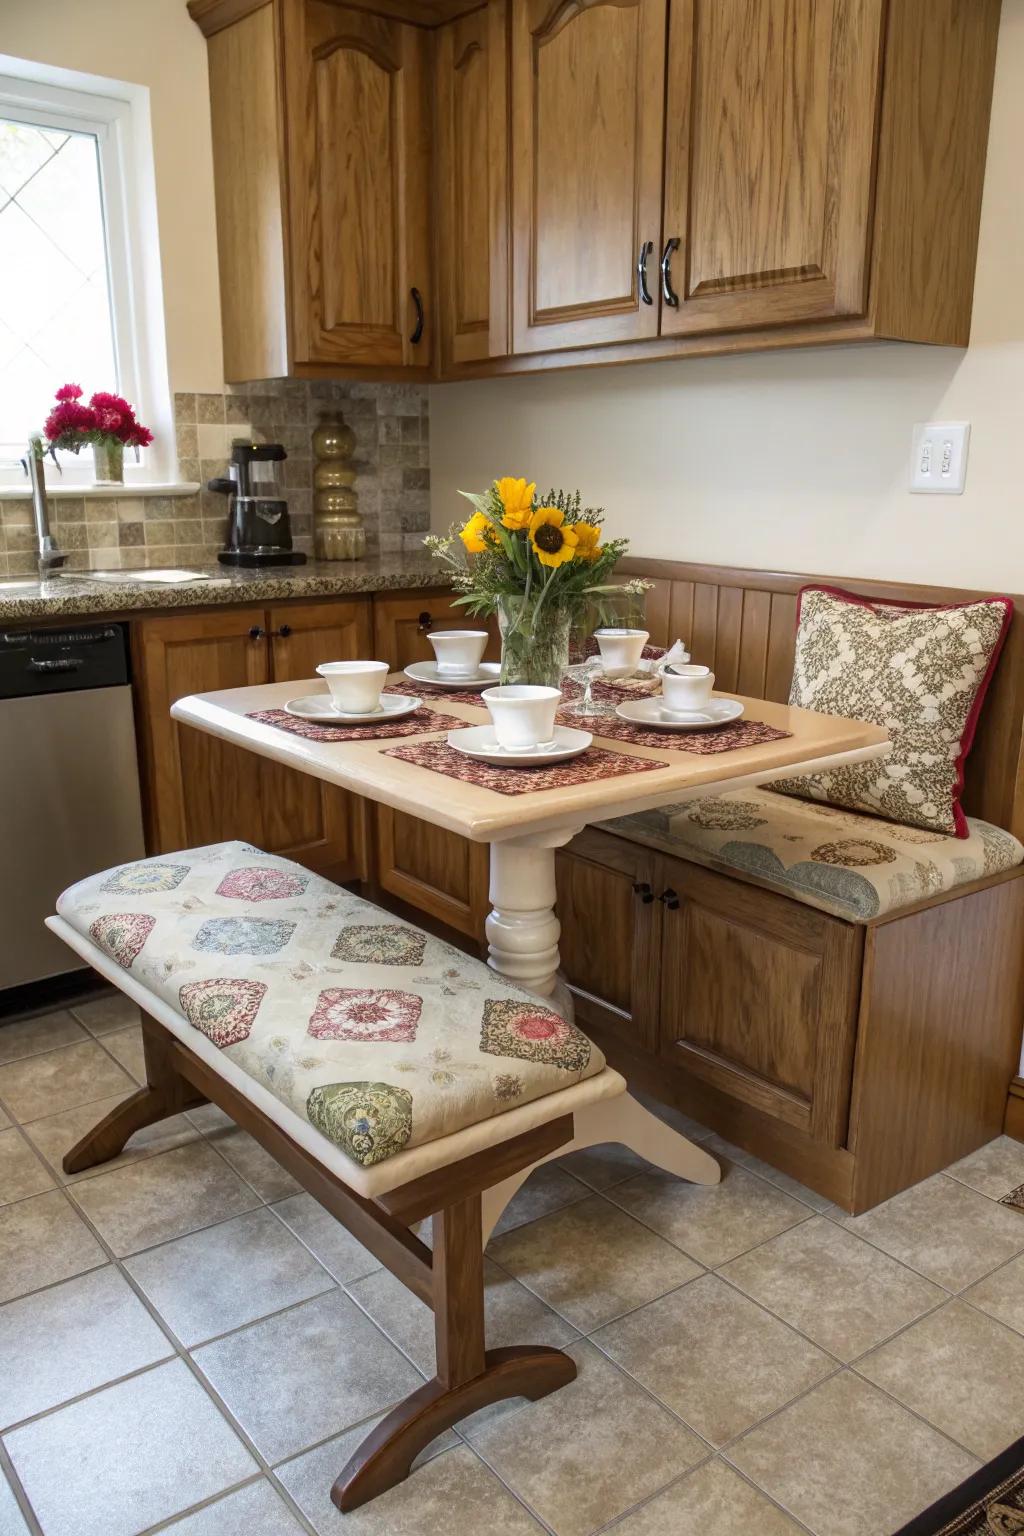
496 476 536 531
459 511 495 554
573 522 602 561
529 507 578 568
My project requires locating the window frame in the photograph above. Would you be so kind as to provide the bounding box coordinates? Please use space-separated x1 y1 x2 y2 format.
0 72 173 486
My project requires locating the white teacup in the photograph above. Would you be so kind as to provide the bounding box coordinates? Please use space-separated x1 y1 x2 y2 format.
316 660 389 715
662 664 715 712
482 685 561 751
429 630 489 676
595 628 649 679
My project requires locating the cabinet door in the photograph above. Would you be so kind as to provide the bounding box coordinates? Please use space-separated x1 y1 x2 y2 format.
267 598 373 683
282 0 433 368
511 0 668 354
661 0 885 336
436 2 510 368
658 858 862 1144
372 590 500 673
555 830 662 1051
374 810 490 940
135 609 273 855
135 608 364 883
266 598 373 882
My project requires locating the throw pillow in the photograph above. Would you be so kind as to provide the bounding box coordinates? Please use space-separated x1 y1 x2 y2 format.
771 584 1012 836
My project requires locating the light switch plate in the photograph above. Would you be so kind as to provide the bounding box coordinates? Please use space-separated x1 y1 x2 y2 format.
910 421 970 494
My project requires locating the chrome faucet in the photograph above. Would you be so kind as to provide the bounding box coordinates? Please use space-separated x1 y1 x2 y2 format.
25 438 65 579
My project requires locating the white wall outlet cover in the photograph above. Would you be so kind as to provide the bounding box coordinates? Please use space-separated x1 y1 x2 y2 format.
910 422 971 495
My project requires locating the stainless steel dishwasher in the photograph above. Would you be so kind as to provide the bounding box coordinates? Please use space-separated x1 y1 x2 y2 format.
0 622 146 995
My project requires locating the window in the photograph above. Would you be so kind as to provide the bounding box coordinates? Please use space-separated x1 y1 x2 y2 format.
0 70 172 485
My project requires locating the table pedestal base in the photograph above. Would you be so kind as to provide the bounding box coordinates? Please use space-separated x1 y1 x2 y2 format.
483 830 720 1241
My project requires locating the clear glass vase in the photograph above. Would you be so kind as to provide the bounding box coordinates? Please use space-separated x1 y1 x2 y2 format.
497 595 573 688
92 439 124 485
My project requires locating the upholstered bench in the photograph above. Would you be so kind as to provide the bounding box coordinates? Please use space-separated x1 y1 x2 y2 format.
604 788 1024 923
48 840 717 1511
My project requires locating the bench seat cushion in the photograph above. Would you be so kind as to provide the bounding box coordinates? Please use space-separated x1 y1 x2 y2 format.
56 842 606 1175
603 790 1024 922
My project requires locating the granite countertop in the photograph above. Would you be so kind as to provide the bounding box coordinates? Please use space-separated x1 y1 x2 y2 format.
0 557 449 624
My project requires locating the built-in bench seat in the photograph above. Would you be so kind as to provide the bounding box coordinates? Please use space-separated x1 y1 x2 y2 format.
604 789 1024 923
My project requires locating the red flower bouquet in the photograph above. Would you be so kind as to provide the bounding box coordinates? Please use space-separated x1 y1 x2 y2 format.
42 384 153 482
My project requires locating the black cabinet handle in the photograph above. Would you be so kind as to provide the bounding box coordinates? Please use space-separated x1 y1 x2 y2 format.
632 881 655 904
659 887 680 911
661 237 680 308
637 241 654 306
275 624 292 639
410 287 425 345
248 626 265 641
417 611 433 634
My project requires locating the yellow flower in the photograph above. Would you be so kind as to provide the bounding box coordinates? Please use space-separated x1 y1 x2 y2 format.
496 476 536 530
573 522 602 561
459 511 495 554
529 506 578 568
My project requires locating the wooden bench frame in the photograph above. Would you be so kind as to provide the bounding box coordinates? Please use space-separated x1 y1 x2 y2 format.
64 1013 578 1513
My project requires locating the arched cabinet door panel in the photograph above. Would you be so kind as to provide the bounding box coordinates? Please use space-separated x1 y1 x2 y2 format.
660 0 886 337
282 0 433 367
511 0 668 355
436 1 511 368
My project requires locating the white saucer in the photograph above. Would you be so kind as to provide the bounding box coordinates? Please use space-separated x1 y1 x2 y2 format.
615 696 745 731
284 693 420 724
447 724 592 766
405 660 501 690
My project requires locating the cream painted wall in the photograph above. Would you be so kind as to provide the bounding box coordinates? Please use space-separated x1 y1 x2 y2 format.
2 0 224 394
430 1 1024 594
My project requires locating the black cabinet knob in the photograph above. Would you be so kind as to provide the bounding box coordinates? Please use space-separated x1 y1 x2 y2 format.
276 624 292 639
632 881 655 904
417 611 433 634
659 888 680 911
248 626 265 641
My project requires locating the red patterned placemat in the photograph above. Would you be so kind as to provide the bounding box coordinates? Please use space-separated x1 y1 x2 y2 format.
246 706 463 742
382 739 670 795
555 706 792 754
383 682 490 707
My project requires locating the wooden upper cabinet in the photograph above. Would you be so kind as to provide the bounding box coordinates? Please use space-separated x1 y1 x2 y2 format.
282 1 433 369
510 0 668 354
661 0 886 336
435 2 510 368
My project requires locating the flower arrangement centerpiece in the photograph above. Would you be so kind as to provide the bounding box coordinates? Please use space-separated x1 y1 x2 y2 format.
42 383 154 485
424 477 649 687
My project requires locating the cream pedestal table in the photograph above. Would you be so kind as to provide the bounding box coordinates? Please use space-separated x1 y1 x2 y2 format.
171 679 890 1228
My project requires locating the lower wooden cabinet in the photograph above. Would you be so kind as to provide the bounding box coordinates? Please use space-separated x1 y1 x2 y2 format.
556 833 861 1150
658 861 861 1147
134 599 371 883
373 809 489 941
554 829 661 1052
373 589 500 672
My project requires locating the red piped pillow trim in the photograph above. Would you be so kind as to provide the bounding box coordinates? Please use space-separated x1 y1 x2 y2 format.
794 584 1014 839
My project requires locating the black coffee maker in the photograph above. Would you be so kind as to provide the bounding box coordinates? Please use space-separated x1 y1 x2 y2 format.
208 441 307 567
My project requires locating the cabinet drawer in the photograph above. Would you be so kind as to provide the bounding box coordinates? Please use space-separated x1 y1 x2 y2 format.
658 858 863 1144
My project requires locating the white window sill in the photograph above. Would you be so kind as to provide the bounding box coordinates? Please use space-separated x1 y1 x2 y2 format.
0 482 200 501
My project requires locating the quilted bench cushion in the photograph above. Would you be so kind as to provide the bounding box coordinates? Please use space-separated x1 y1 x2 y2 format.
56 842 605 1170
603 789 1024 922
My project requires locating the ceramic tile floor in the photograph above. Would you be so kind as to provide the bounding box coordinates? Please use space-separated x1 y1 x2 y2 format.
2 1001 1024 1536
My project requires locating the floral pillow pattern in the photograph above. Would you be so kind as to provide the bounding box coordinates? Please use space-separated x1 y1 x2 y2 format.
57 842 605 1169
772 586 1012 835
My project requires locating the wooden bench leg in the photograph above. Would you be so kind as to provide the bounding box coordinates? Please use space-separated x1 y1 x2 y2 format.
332 1192 576 1512
62 1014 208 1175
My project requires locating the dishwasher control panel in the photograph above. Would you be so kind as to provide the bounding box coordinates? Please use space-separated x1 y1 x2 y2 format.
0 623 131 699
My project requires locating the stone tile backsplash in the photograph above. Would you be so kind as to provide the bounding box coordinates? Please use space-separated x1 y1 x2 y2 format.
0 380 430 577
